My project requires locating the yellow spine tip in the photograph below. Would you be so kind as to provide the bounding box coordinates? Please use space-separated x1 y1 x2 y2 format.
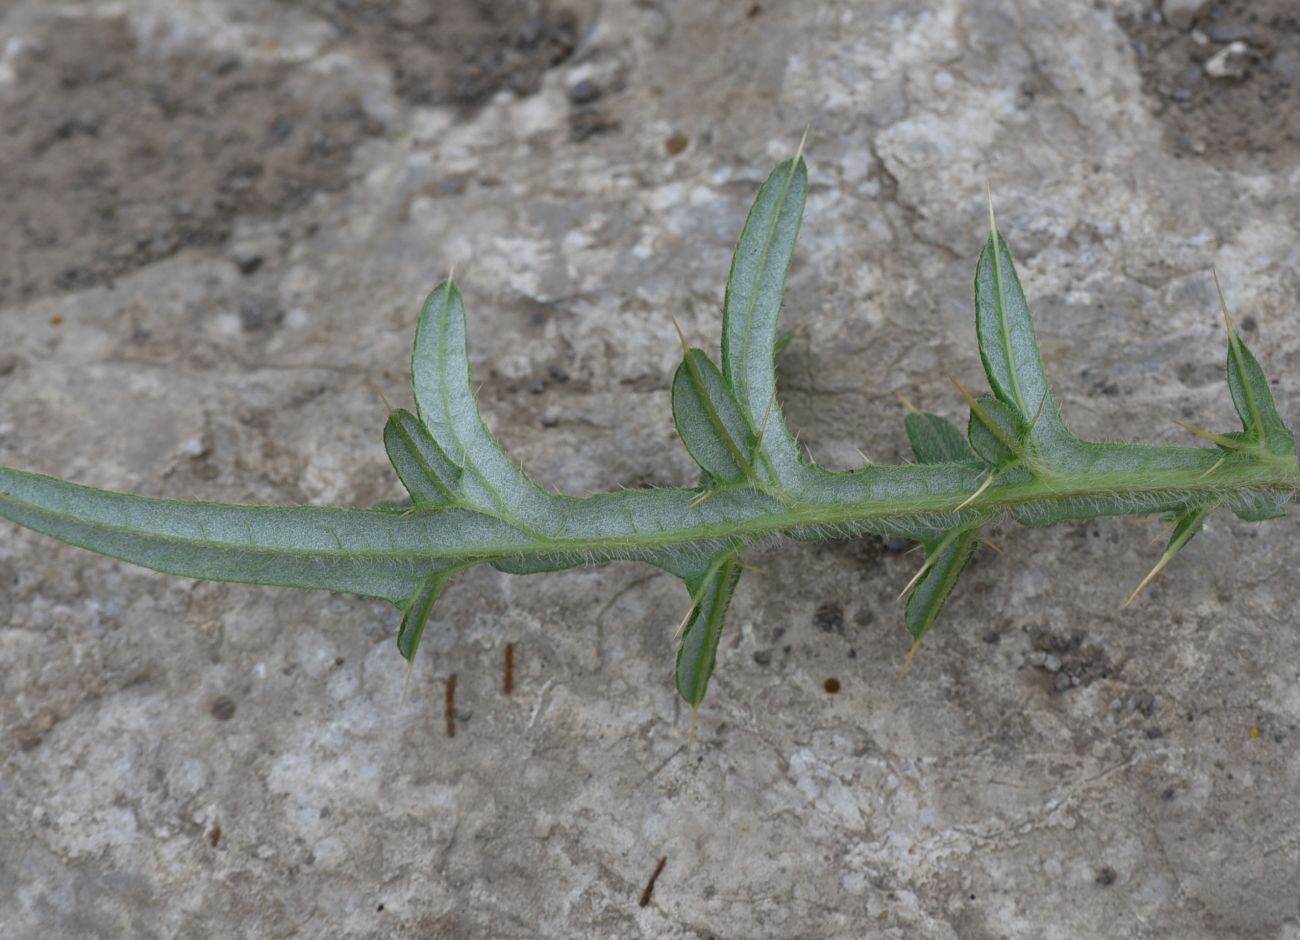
371 382 396 417
896 638 923 685
947 374 977 406
796 125 810 161
1124 548 1176 607
897 556 935 602
1211 266 1237 339
985 180 997 236
955 473 995 512
401 655 415 704
673 601 698 641
670 316 690 353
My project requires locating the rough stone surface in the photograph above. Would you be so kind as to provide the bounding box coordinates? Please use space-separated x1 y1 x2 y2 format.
2 1 1299 937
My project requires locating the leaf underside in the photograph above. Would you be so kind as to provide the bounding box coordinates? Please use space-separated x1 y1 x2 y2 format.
0 154 1295 713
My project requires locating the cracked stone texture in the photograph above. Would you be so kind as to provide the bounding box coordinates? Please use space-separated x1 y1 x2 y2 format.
2 1 1299 937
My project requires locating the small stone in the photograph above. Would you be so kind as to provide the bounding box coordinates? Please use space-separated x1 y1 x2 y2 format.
1161 0 1207 31
1054 672 1071 691
1041 654 1062 673
1205 42 1251 80
665 133 689 156
753 649 772 666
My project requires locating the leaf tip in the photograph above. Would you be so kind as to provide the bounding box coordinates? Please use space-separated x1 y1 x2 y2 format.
401 655 415 704
947 374 979 410
670 316 690 355
371 381 397 417
1212 265 1237 341
1125 547 1176 607
896 391 920 413
985 179 998 238
796 124 810 161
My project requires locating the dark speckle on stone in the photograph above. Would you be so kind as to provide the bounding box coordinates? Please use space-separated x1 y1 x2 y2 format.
813 602 844 633
210 697 237 721
1096 867 1118 887
1240 315 1256 332
567 79 598 104
233 254 263 276
823 677 841 694
881 535 911 552
753 649 772 666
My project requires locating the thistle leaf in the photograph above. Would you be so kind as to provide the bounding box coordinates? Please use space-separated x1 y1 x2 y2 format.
411 281 558 530
720 157 808 488
675 553 743 707
672 348 754 484
398 569 451 661
904 527 981 643
0 466 444 603
905 411 978 465
975 207 1074 457
0 154 1295 710
384 408 461 506
1216 274 1295 457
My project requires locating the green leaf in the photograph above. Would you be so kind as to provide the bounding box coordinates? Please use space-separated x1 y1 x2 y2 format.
0 466 449 603
672 348 754 484
674 553 743 707
974 214 1075 457
966 396 1025 466
906 411 978 464
1218 281 1295 456
720 156 808 488
411 281 558 530
904 527 980 643
398 570 451 661
384 408 461 506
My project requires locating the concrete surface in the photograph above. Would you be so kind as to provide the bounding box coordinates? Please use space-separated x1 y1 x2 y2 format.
2 1 1299 937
